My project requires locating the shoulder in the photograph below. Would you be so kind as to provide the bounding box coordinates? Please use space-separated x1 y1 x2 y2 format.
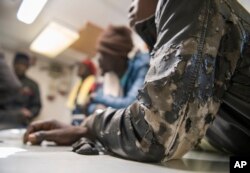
24 77 39 89
131 52 150 68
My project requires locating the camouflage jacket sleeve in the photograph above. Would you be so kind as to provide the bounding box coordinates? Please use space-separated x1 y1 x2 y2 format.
85 0 244 162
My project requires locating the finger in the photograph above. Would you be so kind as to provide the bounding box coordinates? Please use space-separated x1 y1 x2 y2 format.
28 129 69 145
23 121 43 143
27 130 57 145
23 124 36 144
27 133 42 145
23 120 54 144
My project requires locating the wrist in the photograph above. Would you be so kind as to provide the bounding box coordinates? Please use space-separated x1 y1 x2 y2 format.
75 126 87 137
81 114 97 140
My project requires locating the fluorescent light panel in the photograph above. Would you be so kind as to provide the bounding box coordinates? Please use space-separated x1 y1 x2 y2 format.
30 22 80 58
17 0 48 24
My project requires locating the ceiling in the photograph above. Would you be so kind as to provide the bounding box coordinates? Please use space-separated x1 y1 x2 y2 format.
1 0 249 65
0 0 131 64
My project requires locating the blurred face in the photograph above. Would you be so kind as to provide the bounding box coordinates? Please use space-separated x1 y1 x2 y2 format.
77 64 91 79
98 54 114 75
97 53 128 76
14 62 28 77
128 0 158 27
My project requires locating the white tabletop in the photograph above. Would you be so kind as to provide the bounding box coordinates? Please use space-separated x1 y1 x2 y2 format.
0 129 229 173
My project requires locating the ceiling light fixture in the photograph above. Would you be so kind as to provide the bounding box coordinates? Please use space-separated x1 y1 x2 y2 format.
17 0 48 24
30 22 80 58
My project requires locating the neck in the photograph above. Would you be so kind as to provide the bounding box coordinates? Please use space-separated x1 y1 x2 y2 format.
115 56 129 78
115 65 127 79
17 74 25 79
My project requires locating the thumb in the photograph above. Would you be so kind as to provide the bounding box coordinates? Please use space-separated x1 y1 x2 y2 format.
28 130 56 145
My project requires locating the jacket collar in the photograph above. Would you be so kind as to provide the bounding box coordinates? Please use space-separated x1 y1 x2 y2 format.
134 15 157 51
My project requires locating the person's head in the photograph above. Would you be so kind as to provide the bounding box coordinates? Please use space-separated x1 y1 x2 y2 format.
128 0 158 28
96 25 133 77
77 59 96 79
13 52 30 77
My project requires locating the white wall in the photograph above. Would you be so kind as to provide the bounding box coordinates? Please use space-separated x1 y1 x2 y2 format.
3 49 73 124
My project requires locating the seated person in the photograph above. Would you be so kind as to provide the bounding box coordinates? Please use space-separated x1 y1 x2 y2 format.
87 25 150 114
67 59 97 125
0 53 41 127
24 0 250 162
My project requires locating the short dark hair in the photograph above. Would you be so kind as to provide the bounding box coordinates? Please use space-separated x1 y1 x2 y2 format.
14 52 30 66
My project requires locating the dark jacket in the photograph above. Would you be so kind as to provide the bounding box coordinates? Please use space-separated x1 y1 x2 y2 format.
76 0 250 162
0 75 41 126
205 0 250 155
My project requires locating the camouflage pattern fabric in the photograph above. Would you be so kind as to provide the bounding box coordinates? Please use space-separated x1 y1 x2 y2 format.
75 0 250 162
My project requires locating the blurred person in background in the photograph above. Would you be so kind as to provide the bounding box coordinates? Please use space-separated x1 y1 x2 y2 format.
0 53 41 127
87 25 150 114
67 59 97 126
69 26 150 125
